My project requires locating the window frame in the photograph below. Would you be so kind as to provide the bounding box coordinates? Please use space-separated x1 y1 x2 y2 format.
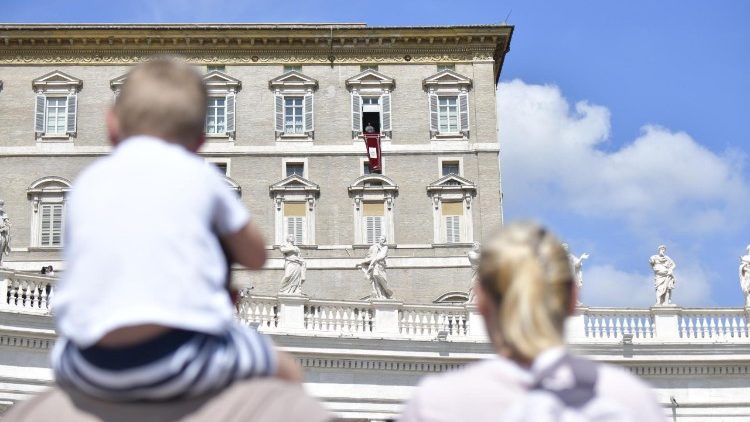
27 177 71 250
438 157 464 177
32 70 82 141
270 173 319 245
269 71 318 141
348 174 398 245
205 96 227 135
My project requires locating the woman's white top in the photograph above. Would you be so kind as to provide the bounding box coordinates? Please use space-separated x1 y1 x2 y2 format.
399 348 665 422
53 136 250 347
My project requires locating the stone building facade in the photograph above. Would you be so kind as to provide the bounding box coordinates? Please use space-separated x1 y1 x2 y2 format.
0 23 513 303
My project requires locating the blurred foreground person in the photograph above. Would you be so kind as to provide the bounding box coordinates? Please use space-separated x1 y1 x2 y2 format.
399 222 665 422
5 58 331 421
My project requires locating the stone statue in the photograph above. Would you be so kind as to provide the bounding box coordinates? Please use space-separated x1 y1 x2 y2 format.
562 243 589 290
278 234 306 295
739 245 750 307
358 235 393 299
650 245 676 306
0 201 10 267
467 242 481 302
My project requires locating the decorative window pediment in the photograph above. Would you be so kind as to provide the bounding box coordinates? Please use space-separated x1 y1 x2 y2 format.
349 175 398 245
27 177 71 248
423 70 472 139
268 71 319 92
345 69 395 92
269 71 317 139
224 176 241 196
270 175 320 245
433 291 469 304
427 175 476 245
32 71 82 139
203 71 241 139
347 70 395 138
32 71 82 92
203 71 242 91
110 73 128 96
422 69 472 90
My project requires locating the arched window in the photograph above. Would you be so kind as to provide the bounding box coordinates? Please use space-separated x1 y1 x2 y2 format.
433 291 469 304
427 174 476 244
27 177 71 248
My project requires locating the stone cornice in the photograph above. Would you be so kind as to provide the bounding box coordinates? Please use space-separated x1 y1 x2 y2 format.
0 24 513 81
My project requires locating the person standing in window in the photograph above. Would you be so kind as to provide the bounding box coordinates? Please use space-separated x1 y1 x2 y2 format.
364 122 375 133
400 222 664 422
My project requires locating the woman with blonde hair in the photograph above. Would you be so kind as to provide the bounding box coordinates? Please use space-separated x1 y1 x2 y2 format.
399 222 664 422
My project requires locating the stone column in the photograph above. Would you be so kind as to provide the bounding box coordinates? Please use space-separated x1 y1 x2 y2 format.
278 294 308 331
371 299 402 337
465 303 487 339
565 307 588 341
0 270 11 311
651 305 682 341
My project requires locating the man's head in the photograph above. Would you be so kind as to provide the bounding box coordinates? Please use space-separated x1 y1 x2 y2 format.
109 57 208 150
658 245 667 256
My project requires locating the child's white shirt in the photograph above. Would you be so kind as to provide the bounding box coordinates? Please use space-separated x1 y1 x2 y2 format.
54 136 249 347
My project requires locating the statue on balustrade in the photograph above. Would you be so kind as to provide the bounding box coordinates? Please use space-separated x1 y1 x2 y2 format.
0 201 11 267
358 235 393 299
466 242 481 302
563 243 589 303
650 245 676 306
739 245 750 307
278 234 306 295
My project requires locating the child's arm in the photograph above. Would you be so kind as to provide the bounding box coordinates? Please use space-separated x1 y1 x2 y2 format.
222 222 267 270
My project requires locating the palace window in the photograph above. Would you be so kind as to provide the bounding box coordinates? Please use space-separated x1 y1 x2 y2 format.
437 96 459 133
203 71 241 139
286 162 305 177
349 175 398 245
207 65 226 72
283 65 302 73
437 64 456 72
269 71 318 140
270 174 319 245
360 64 378 72
346 69 395 138
206 97 227 134
423 69 472 139
441 160 461 176
427 174 476 244
32 71 82 139
284 97 305 134
284 202 306 245
27 177 71 248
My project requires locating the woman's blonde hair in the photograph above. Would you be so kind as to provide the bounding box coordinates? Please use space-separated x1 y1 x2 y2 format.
479 221 574 362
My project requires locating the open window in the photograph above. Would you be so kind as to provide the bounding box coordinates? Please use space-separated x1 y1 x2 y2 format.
346 69 395 139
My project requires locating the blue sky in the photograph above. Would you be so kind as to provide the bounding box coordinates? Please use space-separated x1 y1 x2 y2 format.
5 0 749 306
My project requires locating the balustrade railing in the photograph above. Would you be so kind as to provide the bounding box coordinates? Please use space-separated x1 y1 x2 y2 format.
583 309 655 339
399 305 468 338
1 271 54 314
2 268 750 344
304 300 374 334
679 309 749 340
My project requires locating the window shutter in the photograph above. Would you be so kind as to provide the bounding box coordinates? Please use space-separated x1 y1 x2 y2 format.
365 216 383 244
445 216 461 243
66 94 77 134
304 93 314 132
40 205 51 246
52 204 63 246
351 92 362 133
274 94 284 133
34 94 46 134
429 93 438 132
225 93 236 135
459 92 469 133
285 216 305 245
381 92 392 132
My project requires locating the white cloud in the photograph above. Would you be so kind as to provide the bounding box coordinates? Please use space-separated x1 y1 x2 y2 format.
497 79 749 236
581 264 713 308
